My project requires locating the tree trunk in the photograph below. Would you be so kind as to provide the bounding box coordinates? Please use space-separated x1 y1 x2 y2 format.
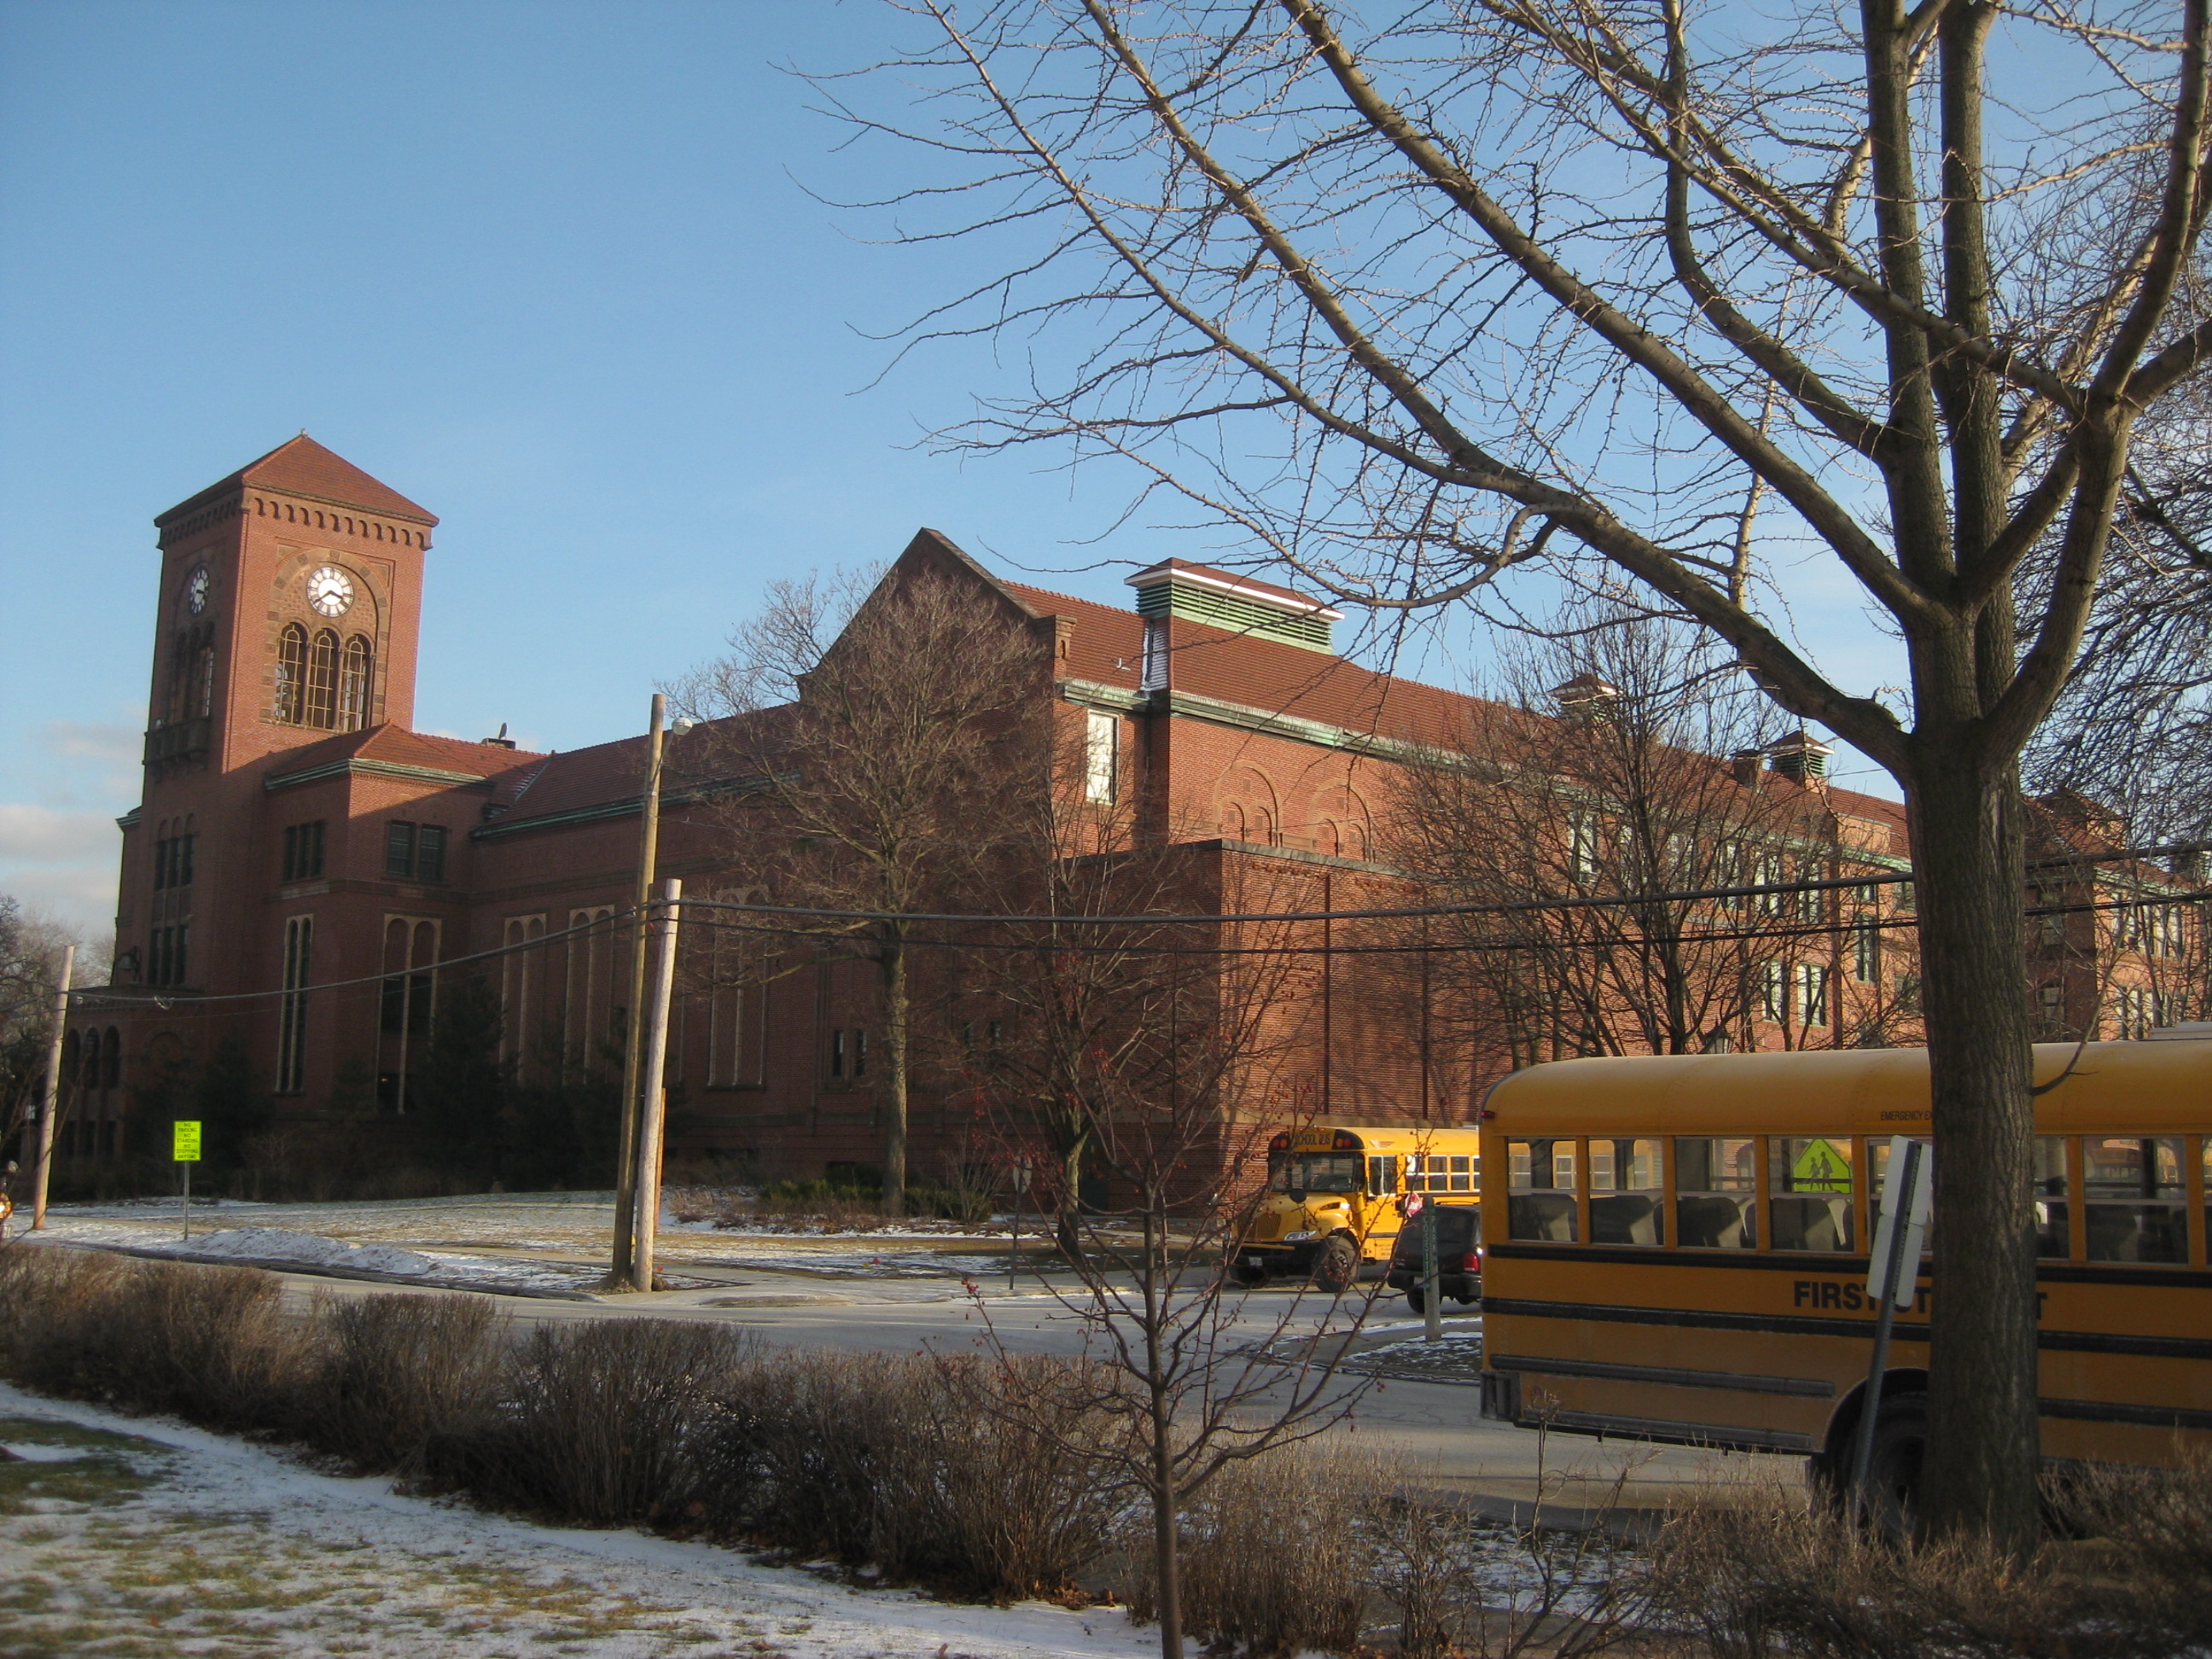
881 940 908 1217
1150 1448 1182 1659
1903 751 2041 1549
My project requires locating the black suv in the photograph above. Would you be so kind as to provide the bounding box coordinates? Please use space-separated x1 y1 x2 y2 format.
1384 1203 1481 1313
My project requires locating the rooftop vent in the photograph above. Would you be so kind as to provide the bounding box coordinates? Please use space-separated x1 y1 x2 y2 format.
1766 730 1832 783
1124 559 1342 654
481 721 517 750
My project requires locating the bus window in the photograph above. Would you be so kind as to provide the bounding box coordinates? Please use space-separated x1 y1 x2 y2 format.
1269 1152 1363 1196
2034 1138 2070 1258
1768 1138 1853 1252
1507 1138 1579 1241
2083 1137 2186 1263
1589 1138 1664 1245
1675 1137 1758 1249
1365 1155 1399 1198
1410 1153 1478 1193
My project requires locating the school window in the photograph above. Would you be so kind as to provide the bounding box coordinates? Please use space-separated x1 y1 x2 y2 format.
853 1028 869 1077
380 969 434 1038
147 923 192 987
384 821 448 882
281 820 326 883
1853 922 1880 983
1084 711 1120 804
830 1028 847 1080
152 833 197 892
276 916 313 1093
1797 962 1830 1026
1761 960 1788 1023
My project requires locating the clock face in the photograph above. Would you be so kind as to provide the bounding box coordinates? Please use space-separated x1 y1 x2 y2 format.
185 566 211 615
306 565 355 618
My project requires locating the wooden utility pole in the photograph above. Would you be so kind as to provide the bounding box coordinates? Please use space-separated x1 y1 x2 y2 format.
610 694 667 1287
29 945 73 1231
631 877 682 1292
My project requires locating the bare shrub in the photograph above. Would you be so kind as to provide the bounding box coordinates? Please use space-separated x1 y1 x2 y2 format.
1365 1491 1643 1659
427 1318 754 1528
1120 1441 1368 1658
715 1348 1121 1601
1645 1478 2208 1659
915 1353 1126 1599
2046 1451 2212 1655
0 1247 305 1428
300 1291 504 1474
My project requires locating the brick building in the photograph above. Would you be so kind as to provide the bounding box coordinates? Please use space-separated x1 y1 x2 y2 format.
59 438 1930 1187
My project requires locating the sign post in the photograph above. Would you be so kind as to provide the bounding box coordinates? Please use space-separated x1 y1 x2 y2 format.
172 1120 202 1243
1009 1158 1032 1294
1849 1135 1933 1522
1406 1191 1442 1342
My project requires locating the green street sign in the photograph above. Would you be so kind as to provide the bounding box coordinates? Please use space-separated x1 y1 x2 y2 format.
172 1121 202 1163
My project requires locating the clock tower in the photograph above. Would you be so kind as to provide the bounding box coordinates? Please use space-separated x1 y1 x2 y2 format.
148 434 437 777
117 437 439 998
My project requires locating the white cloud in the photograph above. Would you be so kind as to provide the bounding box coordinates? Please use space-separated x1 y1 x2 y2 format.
0 805 119 936
44 721 143 769
0 804 119 864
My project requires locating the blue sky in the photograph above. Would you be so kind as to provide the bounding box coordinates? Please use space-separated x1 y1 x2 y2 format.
0 1 1905 937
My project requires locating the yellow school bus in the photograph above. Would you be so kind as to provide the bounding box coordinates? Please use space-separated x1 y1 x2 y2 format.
1237 1124 1483 1290
1476 1037 2212 1499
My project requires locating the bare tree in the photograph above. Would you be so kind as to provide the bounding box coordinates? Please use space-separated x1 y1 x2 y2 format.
831 0 2212 1542
1386 604 1918 1069
2028 374 2212 842
956 848 1371 1659
672 558 1046 1214
1 896 85 1163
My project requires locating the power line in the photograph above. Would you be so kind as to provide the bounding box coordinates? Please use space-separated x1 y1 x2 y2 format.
58 841 2209 1012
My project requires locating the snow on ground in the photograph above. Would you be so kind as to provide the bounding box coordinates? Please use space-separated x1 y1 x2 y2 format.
25 1195 1036 1301
182 1226 436 1275
0 1381 1170 1659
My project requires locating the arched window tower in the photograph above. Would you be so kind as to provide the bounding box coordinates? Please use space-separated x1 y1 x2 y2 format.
275 623 308 725
339 635 373 731
306 629 340 728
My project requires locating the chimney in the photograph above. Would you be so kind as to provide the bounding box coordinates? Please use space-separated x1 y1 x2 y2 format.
481 721 517 750
1552 672 1621 723
1730 748 1765 789
1767 730 1832 783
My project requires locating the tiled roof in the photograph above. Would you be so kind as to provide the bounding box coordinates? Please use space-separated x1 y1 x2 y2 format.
264 724 545 788
474 708 792 832
1009 575 1910 843
158 435 438 527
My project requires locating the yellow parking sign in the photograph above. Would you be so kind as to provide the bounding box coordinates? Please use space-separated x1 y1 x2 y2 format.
172 1121 202 1163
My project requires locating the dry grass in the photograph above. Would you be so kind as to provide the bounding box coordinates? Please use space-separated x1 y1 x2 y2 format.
1643 1465 2212 1659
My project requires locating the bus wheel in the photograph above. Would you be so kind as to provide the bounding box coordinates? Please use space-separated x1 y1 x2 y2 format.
1855 1392 1926 1540
1404 1284 1426 1314
1312 1237 1359 1295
